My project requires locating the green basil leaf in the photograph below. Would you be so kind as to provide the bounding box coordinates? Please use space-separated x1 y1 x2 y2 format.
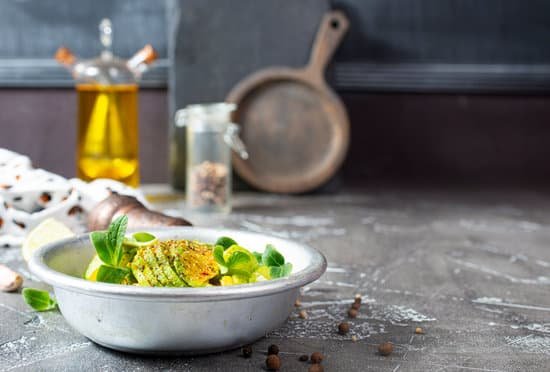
269 266 283 279
226 251 251 267
253 252 263 265
90 231 113 265
107 215 128 266
269 263 293 279
262 244 285 267
281 262 293 277
215 237 238 250
213 245 228 274
96 265 130 284
22 288 57 312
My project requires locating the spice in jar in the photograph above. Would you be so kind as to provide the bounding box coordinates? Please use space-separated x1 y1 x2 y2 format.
188 161 228 208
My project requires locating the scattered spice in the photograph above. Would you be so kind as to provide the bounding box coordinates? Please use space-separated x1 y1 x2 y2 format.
189 161 228 208
299 354 309 362
310 351 324 364
348 308 358 318
415 327 425 334
338 321 350 335
241 345 252 358
378 342 393 356
309 364 324 372
299 309 308 319
267 344 279 355
266 354 281 370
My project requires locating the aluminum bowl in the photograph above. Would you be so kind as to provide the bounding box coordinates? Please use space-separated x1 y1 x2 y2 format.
28 227 326 355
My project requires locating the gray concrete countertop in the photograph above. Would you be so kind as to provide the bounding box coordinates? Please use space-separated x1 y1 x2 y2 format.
1 189 550 371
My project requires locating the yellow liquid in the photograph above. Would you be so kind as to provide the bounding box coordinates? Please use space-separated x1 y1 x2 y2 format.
77 84 139 187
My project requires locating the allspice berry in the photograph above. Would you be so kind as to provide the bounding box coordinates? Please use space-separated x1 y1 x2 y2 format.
241 345 252 358
338 321 350 335
267 344 279 355
299 354 309 362
266 354 281 370
309 364 324 372
310 351 324 364
378 341 393 356
348 308 358 318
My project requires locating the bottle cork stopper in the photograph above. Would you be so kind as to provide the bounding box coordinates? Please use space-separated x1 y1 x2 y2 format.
55 46 76 66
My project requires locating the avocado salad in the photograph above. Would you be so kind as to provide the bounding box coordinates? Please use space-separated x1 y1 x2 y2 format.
84 215 293 287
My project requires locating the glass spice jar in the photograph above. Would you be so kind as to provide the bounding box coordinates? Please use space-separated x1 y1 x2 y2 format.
174 103 247 213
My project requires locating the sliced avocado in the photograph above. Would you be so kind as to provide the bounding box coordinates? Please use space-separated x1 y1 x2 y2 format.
141 245 170 286
136 249 160 286
153 243 185 287
130 251 151 286
165 240 219 287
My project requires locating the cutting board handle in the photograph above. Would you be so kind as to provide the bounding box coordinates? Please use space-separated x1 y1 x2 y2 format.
305 10 349 85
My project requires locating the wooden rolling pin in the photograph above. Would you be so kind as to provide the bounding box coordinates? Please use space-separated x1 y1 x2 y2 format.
87 194 192 231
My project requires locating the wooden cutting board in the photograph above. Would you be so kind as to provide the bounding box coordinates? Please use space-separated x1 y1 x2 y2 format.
226 11 350 194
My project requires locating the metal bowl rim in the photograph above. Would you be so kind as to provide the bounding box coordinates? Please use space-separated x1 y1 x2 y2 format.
28 226 327 301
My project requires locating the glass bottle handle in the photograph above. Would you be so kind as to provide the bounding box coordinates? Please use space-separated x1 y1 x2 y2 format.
225 123 249 159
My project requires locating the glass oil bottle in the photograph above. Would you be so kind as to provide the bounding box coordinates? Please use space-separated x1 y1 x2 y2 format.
56 19 157 187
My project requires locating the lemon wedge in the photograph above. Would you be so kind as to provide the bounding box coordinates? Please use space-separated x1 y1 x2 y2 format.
22 218 75 262
84 254 103 281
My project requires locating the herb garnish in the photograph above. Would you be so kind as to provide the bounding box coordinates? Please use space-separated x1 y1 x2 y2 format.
22 288 58 312
89 216 134 284
213 237 292 281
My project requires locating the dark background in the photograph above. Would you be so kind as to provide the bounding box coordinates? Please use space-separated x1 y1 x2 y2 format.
1 0 550 187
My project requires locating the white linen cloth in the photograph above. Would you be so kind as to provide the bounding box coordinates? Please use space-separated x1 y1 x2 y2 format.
0 149 147 247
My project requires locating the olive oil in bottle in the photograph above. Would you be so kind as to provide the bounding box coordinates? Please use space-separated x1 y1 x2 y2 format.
77 84 139 187
55 18 157 188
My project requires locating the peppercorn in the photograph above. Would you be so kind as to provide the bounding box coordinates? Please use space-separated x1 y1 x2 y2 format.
310 351 324 363
299 309 308 319
309 364 324 372
338 321 350 335
415 327 425 334
267 344 279 355
266 355 281 370
241 345 252 358
299 354 309 362
348 308 358 318
351 302 361 310
378 342 393 356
